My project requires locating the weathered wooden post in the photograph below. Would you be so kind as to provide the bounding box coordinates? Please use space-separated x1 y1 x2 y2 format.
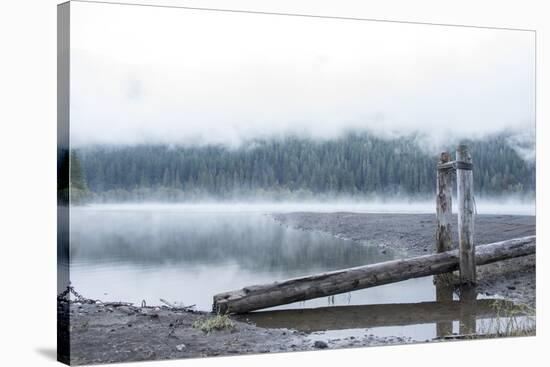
456 144 475 284
435 151 455 337
435 151 454 283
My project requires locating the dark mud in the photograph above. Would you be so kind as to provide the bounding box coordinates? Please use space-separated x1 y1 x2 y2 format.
272 212 536 307
64 302 408 365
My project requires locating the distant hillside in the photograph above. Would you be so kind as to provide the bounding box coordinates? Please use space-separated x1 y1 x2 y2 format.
75 132 535 202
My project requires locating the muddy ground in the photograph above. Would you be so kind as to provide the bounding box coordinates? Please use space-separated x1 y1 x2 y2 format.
63 302 411 365
272 213 536 307
65 212 535 365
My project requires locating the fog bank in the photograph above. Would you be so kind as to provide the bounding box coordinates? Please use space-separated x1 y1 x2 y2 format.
70 2 535 152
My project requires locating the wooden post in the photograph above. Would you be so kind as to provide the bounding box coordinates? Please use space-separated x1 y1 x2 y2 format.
435 152 454 283
435 151 454 336
456 144 475 284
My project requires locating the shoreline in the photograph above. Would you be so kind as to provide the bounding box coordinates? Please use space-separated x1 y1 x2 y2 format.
272 212 536 307
64 212 536 364
62 301 412 365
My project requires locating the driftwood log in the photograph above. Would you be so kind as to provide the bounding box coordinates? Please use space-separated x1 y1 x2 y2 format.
213 236 535 314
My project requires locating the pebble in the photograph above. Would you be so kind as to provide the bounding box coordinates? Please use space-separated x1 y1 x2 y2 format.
313 341 328 349
176 344 186 351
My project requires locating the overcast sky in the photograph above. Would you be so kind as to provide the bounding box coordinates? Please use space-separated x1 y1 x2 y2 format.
70 1 535 148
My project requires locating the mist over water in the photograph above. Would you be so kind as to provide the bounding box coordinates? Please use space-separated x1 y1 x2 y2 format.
83 199 535 216
69 207 400 310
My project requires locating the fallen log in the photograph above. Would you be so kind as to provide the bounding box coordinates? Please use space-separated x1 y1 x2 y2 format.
213 236 535 314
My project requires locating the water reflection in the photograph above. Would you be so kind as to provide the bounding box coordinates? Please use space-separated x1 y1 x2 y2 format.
70 208 394 273
70 207 404 310
239 295 531 340
458 285 477 335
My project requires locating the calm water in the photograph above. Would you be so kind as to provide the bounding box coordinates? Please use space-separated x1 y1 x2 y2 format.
69 204 532 341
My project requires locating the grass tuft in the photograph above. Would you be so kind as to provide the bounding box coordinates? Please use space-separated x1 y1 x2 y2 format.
192 314 235 333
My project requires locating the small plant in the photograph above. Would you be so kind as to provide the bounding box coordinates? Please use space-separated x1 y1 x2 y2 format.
476 300 536 337
192 314 234 333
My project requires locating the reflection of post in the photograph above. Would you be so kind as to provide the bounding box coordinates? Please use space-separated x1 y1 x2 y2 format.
457 144 475 284
435 283 454 337
459 285 477 335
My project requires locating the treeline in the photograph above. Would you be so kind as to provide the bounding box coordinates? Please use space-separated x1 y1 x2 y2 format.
74 132 535 202
58 149 89 204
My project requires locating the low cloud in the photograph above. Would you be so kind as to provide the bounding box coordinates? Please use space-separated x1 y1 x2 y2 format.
69 2 535 153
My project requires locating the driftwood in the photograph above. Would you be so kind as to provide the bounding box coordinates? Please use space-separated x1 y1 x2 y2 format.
160 298 196 311
102 301 134 307
213 236 535 314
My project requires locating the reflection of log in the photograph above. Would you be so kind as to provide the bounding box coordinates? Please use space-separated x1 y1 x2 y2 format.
236 299 513 333
213 236 535 314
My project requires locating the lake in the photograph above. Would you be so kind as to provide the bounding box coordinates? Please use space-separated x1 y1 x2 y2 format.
69 203 534 341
